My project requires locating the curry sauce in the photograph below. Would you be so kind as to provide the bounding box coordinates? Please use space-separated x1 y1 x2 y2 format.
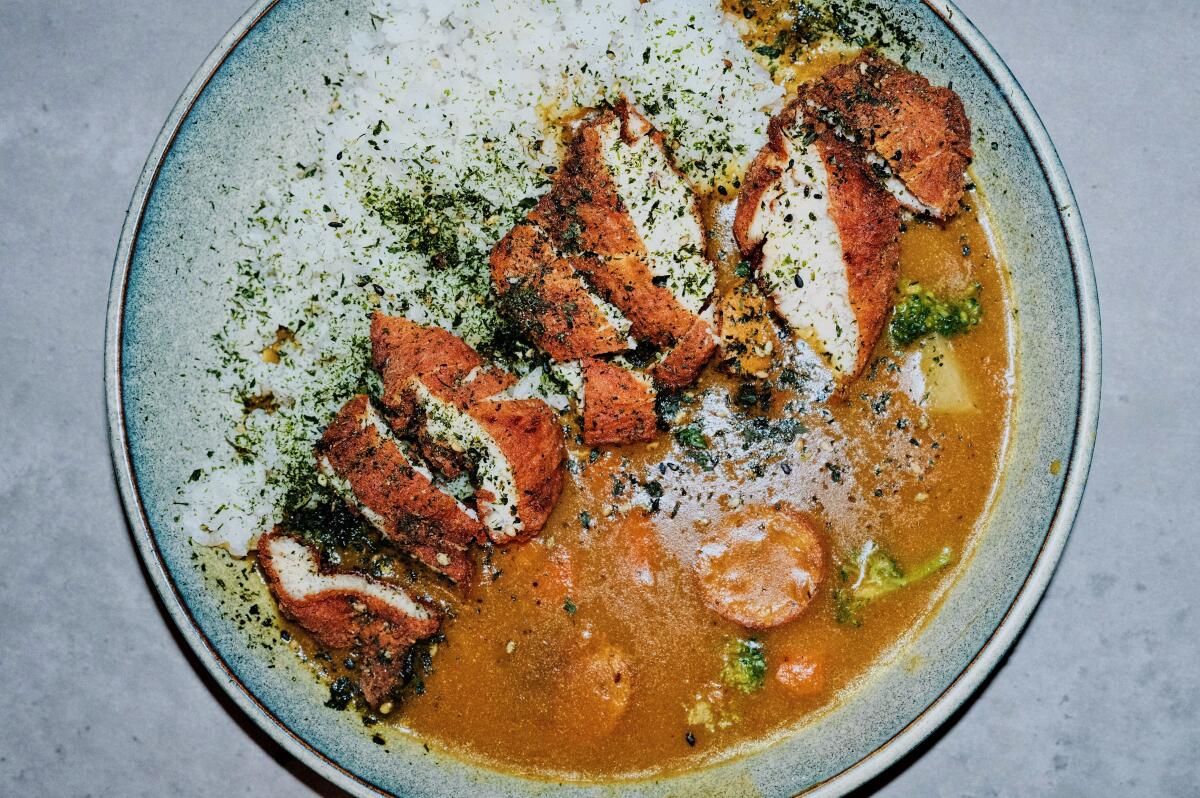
377 180 1012 777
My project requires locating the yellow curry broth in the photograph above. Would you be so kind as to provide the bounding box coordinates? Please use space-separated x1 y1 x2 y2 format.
388 185 1011 776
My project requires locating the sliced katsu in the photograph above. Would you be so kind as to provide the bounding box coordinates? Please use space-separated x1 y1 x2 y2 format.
318 395 485 584
257 532 439 707
531 99 715 365
491 99 717 395
805 50 973 219
581 357 658 446
370 313 515 432
490 221 633 362
371 312 566 542
734 99 901 385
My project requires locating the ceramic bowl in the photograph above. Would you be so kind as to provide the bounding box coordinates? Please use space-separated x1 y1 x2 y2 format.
105 1 1100 795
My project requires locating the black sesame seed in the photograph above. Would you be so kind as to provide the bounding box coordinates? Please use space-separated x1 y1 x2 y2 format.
793 274 804 289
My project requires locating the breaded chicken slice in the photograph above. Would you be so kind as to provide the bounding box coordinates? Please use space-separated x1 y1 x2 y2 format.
527 100 716 385
735 101 901 385
370 312 515 431
465 398 566 538
371 312 517 477
318 395 485 584
490 221 633 361
370 314 567 542
257 532 439 707
651 315 718 390
581 357 658 446
806 51 973 219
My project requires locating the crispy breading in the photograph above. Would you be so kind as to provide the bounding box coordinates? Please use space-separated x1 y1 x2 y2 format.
734 99 900 385
581 357 658 446
371 312 514 477
529 106 644 258
652 316 718 389
495 99 714 381
318 395 484 583
571 253 697 348
818 130 902 381
806 50 973 218
469 398 566 539
257 532 439 707
490 222 632 361
368 315 567 542
370 313 515 430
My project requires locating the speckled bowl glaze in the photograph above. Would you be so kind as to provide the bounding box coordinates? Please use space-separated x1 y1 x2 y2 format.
105 1 1100 795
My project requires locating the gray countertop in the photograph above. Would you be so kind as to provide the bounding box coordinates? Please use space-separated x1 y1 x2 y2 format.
1 1 1196 795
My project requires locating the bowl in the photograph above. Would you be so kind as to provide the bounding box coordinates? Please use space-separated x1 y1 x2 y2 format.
105 1 1100 794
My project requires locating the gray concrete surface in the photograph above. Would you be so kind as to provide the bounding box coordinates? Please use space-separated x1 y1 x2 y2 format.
1 0 1196 795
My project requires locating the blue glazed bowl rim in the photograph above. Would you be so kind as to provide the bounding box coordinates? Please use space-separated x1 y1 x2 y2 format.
104 1 1101 795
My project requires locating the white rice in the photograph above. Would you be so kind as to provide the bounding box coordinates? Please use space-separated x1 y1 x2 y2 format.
181 0 783 556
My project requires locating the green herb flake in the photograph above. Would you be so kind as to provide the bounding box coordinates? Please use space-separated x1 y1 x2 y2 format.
675 424 708 450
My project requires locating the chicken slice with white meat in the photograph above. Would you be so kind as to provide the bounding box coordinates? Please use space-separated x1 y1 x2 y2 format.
317 394 485 584
256 532 439 707
805 50 974 219
371 313 566 543
734 101 900 386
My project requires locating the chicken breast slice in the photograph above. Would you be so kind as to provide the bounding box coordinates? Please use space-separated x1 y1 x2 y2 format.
581 356 658 446
734 101 900 385
490 221 633 362
524 100 717 385
595 104 715 316
371 314 567 543
318 395 485 584
414 383 565 542
371 312 515 432
805 50 973 219
651 314 719 390
257 532 439 707
466 398 566 538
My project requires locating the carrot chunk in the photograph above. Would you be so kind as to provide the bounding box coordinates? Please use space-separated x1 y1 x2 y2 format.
695 505 824 629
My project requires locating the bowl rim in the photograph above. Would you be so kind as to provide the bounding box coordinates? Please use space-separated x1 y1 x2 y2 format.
104 1 1101 795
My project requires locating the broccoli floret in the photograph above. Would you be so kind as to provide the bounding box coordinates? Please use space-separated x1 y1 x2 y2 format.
721 637 766 693
834 541 952 627
890 282 982 346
